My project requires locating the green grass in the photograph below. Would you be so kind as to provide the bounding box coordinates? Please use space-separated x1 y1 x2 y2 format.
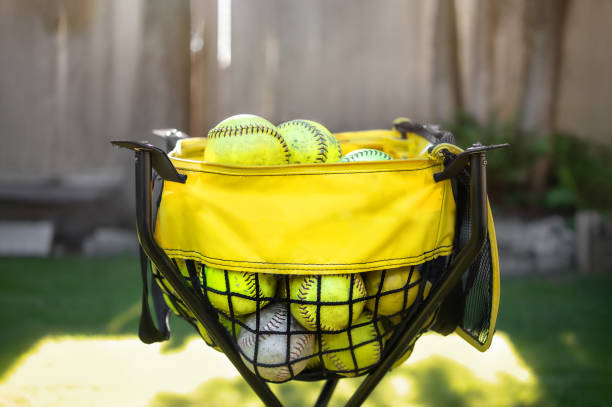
497 274 612 406
0 257 611 406
0 256 196 378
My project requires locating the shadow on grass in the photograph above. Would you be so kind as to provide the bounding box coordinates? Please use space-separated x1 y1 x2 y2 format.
146 353 539 407
498 273 612 407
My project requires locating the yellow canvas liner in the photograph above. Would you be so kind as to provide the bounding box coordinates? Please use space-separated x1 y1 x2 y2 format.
155 129 454 274
153 128 500 351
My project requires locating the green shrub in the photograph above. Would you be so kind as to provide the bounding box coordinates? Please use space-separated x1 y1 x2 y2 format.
549 133 612 211
444 113 612 212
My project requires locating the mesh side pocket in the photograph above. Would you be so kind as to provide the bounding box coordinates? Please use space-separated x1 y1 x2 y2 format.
445 161 496 348
460 238 493 345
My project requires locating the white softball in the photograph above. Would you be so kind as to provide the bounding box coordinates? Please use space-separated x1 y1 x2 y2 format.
237 303 315 382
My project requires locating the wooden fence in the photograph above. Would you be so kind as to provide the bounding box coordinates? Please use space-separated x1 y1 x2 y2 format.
0 0 610 202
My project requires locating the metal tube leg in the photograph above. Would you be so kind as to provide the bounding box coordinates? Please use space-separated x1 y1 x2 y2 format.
345 153 489 407
133 150 283 407
314 378 339 407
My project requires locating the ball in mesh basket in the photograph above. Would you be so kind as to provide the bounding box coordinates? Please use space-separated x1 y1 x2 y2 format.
365 266 429 316
154 259 197 318
289 274 368 332
320 309 387 376
237 303 315 382
202 266 277 315
195 313 240 351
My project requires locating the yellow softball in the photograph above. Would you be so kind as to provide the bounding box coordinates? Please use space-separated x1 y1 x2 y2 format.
161 292 192 319
385 305 437 369
196 313 240 352
204 114 291 165
289 274 367 332
277 119 342 163
391 345 414 369
304 354 322 371
338 148 393 162
320 310 386 376
305 120 342 162
155 258 199 319
203 266 277 315
386 304 436 332
365 266 430 315
386 313 434 370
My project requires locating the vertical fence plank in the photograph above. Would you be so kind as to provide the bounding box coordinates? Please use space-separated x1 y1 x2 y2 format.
211 0 440 131
190 0 218 136
519 0 571 136
556 0 612 146
431 0 463 121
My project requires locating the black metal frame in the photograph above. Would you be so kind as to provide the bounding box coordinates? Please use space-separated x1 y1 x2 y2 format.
111 140 503 407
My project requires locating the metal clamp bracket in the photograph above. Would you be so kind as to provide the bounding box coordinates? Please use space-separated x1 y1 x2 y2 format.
433 142 509 182
111 141 187 184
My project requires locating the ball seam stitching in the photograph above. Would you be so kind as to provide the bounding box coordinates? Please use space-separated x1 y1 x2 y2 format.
296 277 335 331
321 336 349 372
238 306 287 350
280 120 329 163
275 332 313 382
208 124 291 163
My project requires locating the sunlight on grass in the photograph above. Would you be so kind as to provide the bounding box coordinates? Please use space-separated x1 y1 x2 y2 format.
375 331 541 406
0 331 540 407
0 335 239 407
268 331 541 407
407 331 534 383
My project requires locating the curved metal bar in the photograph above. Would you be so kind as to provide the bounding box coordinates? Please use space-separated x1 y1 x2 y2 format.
314 378 339 407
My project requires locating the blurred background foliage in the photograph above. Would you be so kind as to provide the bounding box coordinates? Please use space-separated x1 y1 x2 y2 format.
448 113 612 213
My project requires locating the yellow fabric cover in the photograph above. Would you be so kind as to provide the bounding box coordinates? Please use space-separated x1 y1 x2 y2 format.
155 131 455 274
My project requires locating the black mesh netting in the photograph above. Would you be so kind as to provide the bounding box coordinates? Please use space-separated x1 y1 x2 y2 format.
152 260 441 383
460 238 493 345
450 161 494 346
